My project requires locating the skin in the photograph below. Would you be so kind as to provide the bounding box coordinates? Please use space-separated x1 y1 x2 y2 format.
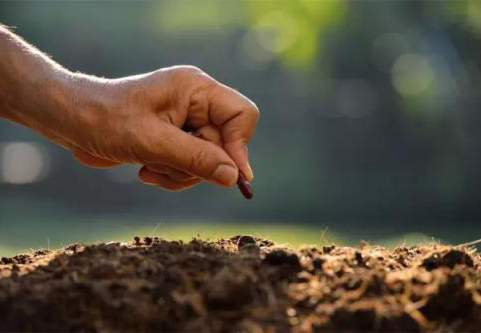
0 25 259 191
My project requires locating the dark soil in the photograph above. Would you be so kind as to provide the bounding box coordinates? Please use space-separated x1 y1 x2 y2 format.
1 236 481 332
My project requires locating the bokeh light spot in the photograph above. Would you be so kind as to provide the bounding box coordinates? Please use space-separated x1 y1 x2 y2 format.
466 0 481 35
0 142 50 185
239 29 276 70
391 53 435 96
254 11 299 54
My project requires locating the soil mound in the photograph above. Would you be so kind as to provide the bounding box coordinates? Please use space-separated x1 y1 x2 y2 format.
1 236 481 332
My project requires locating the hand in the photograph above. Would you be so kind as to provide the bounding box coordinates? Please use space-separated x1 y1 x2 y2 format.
61 66 259 191
0 27 259 191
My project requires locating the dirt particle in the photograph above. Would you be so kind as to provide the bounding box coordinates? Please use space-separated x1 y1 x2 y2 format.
355 251 364 266
12 254 30 265
312 257 325 270
237 235 256 248
144 237 153 246
421 273 478 324
421 250 474 271
89 262 117 279
204 267 255 310
323 245 336 254
1 257 13 265
264 250 300 268
259 239 274 247
65 244 81 253
33 249 50 256
239 243 260 256
286 308 296 317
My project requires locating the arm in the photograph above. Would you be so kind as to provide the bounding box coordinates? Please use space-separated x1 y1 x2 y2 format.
0 25 259 190
0 25 78 140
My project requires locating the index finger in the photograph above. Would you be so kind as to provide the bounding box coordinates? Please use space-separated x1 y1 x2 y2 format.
207 84 259 181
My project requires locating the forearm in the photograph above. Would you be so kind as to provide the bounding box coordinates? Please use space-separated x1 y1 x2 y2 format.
0 25 111 144
0 25 70 125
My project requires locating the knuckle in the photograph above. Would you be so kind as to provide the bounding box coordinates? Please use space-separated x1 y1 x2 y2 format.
182 65 204 74
188 148 210 176
247 101 260 120
169 65 205 79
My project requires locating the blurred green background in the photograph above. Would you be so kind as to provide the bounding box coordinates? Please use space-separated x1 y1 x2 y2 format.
2 0 481 256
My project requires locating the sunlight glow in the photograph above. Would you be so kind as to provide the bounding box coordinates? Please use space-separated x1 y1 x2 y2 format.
0 142 50 184
254 11 299 54
239 29 276 70
391 53 435 96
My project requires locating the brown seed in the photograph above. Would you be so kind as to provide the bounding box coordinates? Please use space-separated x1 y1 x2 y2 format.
237 172 253 199
184 128 253 200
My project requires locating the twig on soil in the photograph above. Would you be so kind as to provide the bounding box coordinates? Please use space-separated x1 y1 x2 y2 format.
151 222 161 236
455 237 481 248
319 227 329 245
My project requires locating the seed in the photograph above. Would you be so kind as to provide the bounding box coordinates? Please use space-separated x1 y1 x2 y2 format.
237 171 253 199
184 128 254 200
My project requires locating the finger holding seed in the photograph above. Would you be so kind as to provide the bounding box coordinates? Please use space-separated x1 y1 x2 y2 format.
184 127 254 200
141 125 220 188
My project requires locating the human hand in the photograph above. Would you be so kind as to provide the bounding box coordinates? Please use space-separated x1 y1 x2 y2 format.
60 66 259 191
0 27 259 192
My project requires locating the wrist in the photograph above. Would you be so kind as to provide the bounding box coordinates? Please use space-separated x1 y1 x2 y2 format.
56 73 114 142
35 71 124 149
14 70 87 141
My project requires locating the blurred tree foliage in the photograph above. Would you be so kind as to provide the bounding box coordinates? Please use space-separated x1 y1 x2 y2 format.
153 0 346 69
1 0 481 233
243 0 346 69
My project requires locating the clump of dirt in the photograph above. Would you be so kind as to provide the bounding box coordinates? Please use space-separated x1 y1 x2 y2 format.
1 236 481 332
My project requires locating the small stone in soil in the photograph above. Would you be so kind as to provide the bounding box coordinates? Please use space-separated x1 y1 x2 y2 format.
323 245 336 254
237 235 256 247
264 250 300 267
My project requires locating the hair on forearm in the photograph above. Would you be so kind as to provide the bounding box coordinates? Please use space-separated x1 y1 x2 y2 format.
0 22 15 32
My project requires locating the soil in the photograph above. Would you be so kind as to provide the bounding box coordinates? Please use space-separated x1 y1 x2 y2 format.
1 236 481 332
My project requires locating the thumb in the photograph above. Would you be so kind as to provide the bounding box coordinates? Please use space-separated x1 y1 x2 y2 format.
143 125 238 187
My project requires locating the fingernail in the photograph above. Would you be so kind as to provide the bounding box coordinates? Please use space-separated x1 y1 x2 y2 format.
245 164 254 181
211 164 238 187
